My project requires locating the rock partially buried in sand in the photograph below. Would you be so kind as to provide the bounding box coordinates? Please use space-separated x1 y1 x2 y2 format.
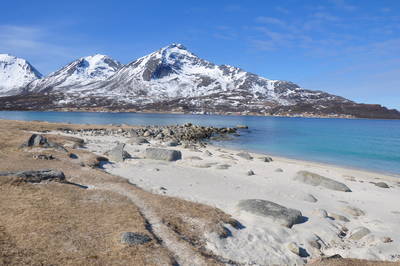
349 227 371 240
121 232 152 245
297 193 318 203
329 213 350 222
216 164 231 170
145 148 182 161
128 137 149 145
341 206 365 217
287 242 300 256
165 140 179 147
247 170 255 176
294 171 352 192
237 199 303 228
105 143 131 162
0 169 65 183
374 182 389 188
275 168 284 173
236 152 253 160
259 156 273 162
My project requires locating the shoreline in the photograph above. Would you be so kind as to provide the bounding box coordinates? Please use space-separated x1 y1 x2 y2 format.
212 141 400 179
1 117 398 176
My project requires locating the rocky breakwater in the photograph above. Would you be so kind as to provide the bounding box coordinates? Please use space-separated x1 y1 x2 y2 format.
58 123 238 143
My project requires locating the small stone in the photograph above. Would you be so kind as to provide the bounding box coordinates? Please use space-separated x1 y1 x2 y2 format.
236 152 253 160
382 237 393 243
33 154 55 160
275 168 284 172
247 170 255 176
121 232 151 245
69 153 78 159
204 150 213 156
260 156 273 162
216 164 231 170
374 182 389 188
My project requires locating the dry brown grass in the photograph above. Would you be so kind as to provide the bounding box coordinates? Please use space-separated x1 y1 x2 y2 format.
0 119 235 265
308 257 400 266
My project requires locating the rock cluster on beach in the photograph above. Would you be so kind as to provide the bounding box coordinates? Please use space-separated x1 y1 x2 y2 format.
58 123 238 143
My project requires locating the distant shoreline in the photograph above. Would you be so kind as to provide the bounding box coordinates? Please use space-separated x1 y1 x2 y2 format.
3 109 400 121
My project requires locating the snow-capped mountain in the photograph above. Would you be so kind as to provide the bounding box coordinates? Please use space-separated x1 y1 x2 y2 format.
25 54 122 93
1 44 399 119
54 43 350 110
0 54 42 96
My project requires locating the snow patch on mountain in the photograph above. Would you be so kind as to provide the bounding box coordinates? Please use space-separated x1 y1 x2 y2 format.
0 54 42 95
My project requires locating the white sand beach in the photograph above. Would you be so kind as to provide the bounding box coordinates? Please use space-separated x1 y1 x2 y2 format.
56 130 400 265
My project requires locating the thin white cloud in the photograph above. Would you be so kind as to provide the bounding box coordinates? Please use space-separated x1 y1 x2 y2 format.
256 16 287 27
0 24 98 74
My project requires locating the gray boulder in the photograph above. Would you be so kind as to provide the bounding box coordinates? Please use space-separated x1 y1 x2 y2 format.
0 169 65 183
145 148 182 161
121 232 151 245
165 140 179 147
237 152 253 160
21 134 67 152
294 171 351 192
237 199 303 228
105 143 131 162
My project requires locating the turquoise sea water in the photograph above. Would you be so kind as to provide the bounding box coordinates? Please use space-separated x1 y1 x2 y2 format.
0 111 399 175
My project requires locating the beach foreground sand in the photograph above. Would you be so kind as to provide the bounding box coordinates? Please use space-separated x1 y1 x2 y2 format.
1 119 399 265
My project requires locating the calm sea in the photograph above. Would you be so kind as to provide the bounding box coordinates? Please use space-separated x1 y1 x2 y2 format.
0 111 399 175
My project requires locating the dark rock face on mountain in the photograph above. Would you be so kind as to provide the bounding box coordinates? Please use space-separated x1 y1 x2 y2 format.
0 44 399 119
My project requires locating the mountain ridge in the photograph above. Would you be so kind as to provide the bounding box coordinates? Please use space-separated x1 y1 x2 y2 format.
0 44 399 119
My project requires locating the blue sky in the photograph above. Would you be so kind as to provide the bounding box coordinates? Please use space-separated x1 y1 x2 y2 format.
1 0 399 110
